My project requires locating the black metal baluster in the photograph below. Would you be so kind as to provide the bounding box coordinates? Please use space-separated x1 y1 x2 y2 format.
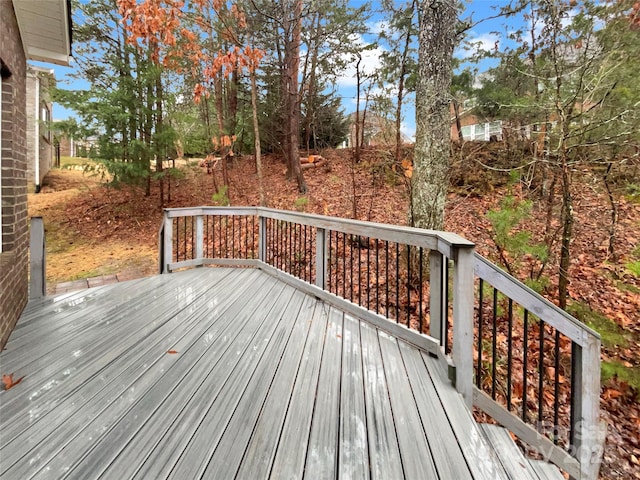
288 221 293 273
184 217 187 259
523 309 529 423
175 218 179 263
349 235 354 303
342 233 346 298
477 279 484 388
366 237 370 310
407 245 411 328
538 321 545 428
328 231 333 293
507 298 513 411
240 217 245 258
213 216 217 258
419 247 424 333
278 219 281 268
357 236 362 306
395 243 400 323
231 216 235 258
225 216 229 258
492 287 498 400
385 241 389 319
204 216 209 258
570 341 577 449
375 240 380 315
303 224 307 282
553 329 561 444
274 219 277 268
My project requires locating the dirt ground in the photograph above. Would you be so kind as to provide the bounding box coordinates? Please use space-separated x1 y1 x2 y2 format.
27 148 640 479
29 169 158 283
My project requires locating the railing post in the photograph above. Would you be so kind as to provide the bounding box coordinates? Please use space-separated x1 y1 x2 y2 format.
258 215 267 263
195 215 204 263
315 227 327 289
452 244 475 408
162 211 173 274
572 337 604 480
29 217 46 299
429 250 444 344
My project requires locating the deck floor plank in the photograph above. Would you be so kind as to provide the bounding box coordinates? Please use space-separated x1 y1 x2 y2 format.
338 314 369 480
359 321 405 480
0 267 518 480
304 307 344 480
398 340 473 479
377 330 439 479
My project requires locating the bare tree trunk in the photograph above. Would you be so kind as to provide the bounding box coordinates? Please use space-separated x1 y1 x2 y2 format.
603 162 618 260
250 66 265 206
411 0 456 230
214 73 229 187
155 70 164 206
558 164 573 309
453 99 464 142
395 9 415 162
355 55 362 163
287 0 307 193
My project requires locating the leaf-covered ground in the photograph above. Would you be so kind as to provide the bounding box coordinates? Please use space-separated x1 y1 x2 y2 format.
29 146 640 478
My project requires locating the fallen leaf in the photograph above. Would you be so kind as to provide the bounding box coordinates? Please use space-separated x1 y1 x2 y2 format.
2 373 25 391
167 350 179 354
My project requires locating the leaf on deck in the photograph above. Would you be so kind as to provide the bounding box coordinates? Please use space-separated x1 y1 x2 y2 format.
2 373 25 391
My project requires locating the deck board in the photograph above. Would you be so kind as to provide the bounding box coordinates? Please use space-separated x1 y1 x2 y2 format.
0 267 515 479
304 307 344 479
378 330 439 479
360 321 405 480
338 314 369 480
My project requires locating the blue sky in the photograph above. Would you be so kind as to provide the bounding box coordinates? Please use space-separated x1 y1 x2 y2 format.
41 0 514 141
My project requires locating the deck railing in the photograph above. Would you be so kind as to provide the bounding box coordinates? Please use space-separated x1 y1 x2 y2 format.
159 206 602 480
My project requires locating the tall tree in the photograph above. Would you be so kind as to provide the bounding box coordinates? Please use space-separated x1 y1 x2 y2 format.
378 0 418 162
57 0 169 196
411 0 458 230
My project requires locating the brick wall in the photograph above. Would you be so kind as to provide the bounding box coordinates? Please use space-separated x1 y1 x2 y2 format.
0 0 29 349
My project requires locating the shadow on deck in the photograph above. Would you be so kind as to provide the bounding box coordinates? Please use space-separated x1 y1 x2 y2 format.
3 267 524 479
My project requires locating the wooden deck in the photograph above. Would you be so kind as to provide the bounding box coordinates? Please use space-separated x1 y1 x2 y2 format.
1 267 526 479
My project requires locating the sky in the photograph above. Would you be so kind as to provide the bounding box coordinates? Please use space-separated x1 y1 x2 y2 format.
41 0 515 141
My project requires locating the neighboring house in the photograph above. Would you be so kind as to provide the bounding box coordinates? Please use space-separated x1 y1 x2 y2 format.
27 65 55 192
0 0 72 348
56 133 98 157
450 100 503 142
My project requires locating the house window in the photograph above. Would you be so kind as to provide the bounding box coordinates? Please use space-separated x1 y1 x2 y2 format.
40 102 51 143
461 125 472 140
